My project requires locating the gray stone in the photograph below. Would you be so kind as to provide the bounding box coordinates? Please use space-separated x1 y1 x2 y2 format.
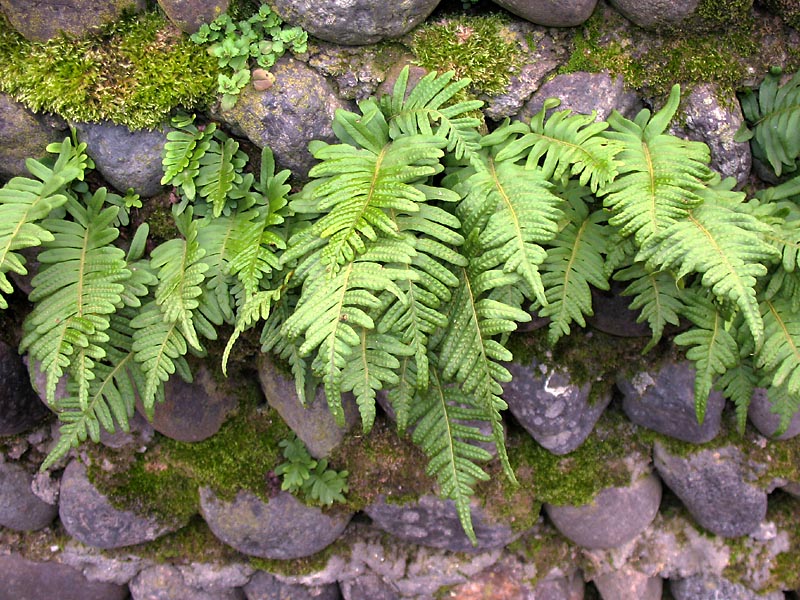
130 565 244 600
670 574 785 600
491 0 598 27
99 409 155 449
59 541 145 585
503 360 610 455
0 0 145 41
257 353 358 459
0 341 50 435
59 459 184 549
220 57 352 181
594 566 662 600
587 283 656 338
617 360 725 443
518 72 640 124
340 572 398 600
244 571 340 600
199 487 352 559
532 572 585 600
364 493 524 553
177 562 254 592
544 473 662 549
0 553 128 600
0 94 67 180
672 84 752 188
269 0 440 45
157 0 230 34
748 387 800 440
653 443 767 538
138 364 237 442
607 0 699 29
0 461 57 531
73 121 167 198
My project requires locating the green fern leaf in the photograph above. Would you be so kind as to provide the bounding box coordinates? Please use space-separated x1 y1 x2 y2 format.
196 134 247 217
260 295 310 405
737 69 800 176
222 287 282 375
493 103 622 192
637 184 779 347
758 296 800 400
600 85 711 246
161 117 217 200
673 291 739 423
0 137 90 309
716 359 758 434
408 369 493 545
21 189 130 407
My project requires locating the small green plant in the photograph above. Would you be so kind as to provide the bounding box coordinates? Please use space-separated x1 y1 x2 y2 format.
275 434 349 506
190 4 308 110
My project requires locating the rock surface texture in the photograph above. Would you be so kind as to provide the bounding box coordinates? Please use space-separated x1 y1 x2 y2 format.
0 95 66 180
492 0 599 27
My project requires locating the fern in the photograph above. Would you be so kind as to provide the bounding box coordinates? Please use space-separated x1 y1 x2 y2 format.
161 114 217 201
716 359 758 434
758 296 800 401
737 68 800 176
196 132 247 217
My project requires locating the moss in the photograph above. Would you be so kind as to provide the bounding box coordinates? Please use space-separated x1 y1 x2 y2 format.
120 516 242 564
0 10 218 130
695 0 754 28
506 525 577 586
410 13 522 96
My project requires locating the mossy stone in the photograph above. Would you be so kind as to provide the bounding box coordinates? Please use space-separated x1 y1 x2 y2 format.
0 94 66 179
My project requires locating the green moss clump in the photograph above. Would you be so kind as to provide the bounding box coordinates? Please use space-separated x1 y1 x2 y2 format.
123 516 243 564
410 14 522 96
0 10 218 130
695 0 754 28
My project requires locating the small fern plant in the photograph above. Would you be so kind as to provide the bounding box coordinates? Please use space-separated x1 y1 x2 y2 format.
275 433 349 506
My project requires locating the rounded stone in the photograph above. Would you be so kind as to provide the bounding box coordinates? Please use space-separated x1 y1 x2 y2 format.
491 0 598 27
653 443 767 538
269 0 441 45
0 461 58 531
0 341 50 435
544 472 662 549
0 0 145 42
199 488 352 559
157 0 230 34
73 121 168 198
0 94 67 180
607 0 700 29
59 459 184 549
594 566 663 600
0 554 128 600
748 387 800 440
244 571 340 600
130 565 245 600
670 574 785 600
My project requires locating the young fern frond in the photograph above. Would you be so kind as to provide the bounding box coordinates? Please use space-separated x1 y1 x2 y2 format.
716 358 758 434
161 115 217 201
600 85 711 247
21 189 130 408
491 102 623 192
758 296 800 402
407 369 493 545
737 69 800 176
0 137 90 308
196 133 247 217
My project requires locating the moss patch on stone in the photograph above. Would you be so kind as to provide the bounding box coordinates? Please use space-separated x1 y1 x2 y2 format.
0 10 218 130
410 13 522 96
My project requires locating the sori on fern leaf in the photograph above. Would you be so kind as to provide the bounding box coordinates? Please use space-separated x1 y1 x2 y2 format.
2 67 800 545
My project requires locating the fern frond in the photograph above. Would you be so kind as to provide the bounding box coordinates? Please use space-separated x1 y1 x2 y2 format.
716 359 758 434
766 269 800 312
408 370 492 546
20 189 130 408
615 262 685 352
196 133 247 217
737 69 800 176
492 102 622 192
260 294 310 405
380 67 484 162
222 287 282 375
673 291 739 423
762 201 800 273
757 296 800 400
0 137 90 309
458 157 563 307
637 182 779 347
161 116 217 200
533 185 609 345
600 85 711 246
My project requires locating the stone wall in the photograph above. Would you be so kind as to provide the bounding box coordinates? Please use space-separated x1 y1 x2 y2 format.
1 1 800 599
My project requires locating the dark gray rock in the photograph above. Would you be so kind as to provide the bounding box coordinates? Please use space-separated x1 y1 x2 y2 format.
0 94 67 179
518 72 640 124
59 459 184 549
0 460 57 531
130 565 245 600
0 341 50 435
139 364 237 442
257 353 358 459
364 493 524 553
532 572 585 600
340 572 398 600
199 487 352 559
670 574 785 600
616 360 725 443
503 360 610 455
73 121 167 198
0 0 144 41
606 0 698 29
99 409 155 449
748 387 800 440
220 57 352 180
587 284 655 338
491 0 598 27
653 443 767 537
594 566 662 600
0 553 128 600
157 0 230 34
244 571 341 600
672 84 751 188
270 0 440 45
544 473 662 549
